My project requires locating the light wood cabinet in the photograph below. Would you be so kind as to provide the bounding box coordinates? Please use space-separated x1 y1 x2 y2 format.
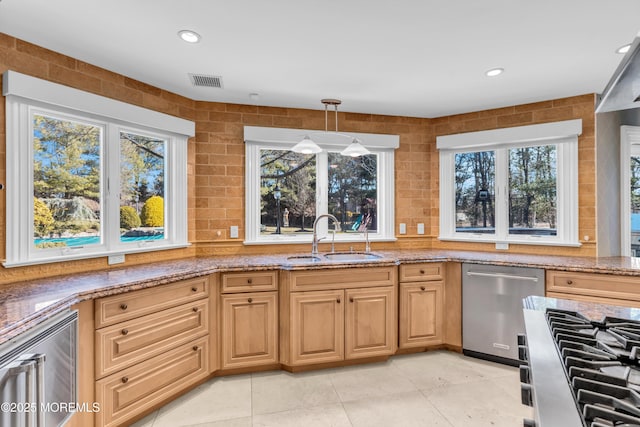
281 266 397 367
96 337 209 427
220 271 279 370
94 276 212 427
399 282 444 348
546 270 640 304
95 299 209 378
398 263 445 349
345 287 395 359
290 290 345 365
95 276 209 328
221 291 278 369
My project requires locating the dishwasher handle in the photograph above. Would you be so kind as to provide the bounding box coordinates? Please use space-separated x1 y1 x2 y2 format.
466 270 539 282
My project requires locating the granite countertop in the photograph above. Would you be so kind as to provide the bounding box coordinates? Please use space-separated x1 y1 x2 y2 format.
3 249 640 346
524 295 640 322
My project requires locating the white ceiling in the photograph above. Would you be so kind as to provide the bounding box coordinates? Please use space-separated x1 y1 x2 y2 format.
1 0 639 118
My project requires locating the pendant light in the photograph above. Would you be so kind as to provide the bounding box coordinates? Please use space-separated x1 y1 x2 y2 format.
291 99 370 157
290 135 322 154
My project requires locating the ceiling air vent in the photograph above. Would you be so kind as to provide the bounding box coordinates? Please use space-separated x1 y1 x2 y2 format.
188 73 223 88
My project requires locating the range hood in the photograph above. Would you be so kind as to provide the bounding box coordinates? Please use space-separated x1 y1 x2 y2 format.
596 35 640 113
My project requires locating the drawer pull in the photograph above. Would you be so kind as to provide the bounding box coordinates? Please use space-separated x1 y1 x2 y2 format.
420 286 426 291
349 297 354 303
121 376 129 384
191 286 198 292
121 329 128 336
420 269 425 274
566 280 573 285
193 345 199 351
337 298 341 303
247 278 253 284
192 307 198 312
120 303 128 310
248 298 253 303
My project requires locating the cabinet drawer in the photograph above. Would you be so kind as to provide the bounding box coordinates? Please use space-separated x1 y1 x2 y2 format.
95 299 209 378
95 336 208 427
289 266 396 291
221 271 278 293
95 276 210 328
546 271 640 303
399 263 443 282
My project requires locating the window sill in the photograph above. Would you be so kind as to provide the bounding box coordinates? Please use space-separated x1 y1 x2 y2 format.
438 235 582 248
243 236 398 246
2 243 192 268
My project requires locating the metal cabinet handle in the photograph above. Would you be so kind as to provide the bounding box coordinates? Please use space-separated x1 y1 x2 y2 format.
192 346 199 351
420 269 425 274
121 376 129 384
191 286 198 292
121 329 128 336
566 280 573 285
247 278 253 284
192 307 198 312
120 303 128 310
336 298 341 303
248 298 253 303
420 286 426 291
349 297 354 303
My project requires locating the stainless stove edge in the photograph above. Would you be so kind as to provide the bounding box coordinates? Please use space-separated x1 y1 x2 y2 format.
523 308 584 427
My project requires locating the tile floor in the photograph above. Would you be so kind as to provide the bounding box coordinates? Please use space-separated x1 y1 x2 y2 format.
131 351 533 427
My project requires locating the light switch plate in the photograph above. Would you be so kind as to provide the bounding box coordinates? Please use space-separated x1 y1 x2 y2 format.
399 223 407 234
230 225 239 238
108 254 125 265
417 223 425 234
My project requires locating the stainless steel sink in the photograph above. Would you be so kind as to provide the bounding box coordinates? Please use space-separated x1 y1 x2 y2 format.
323 252 382 261
286 255 322 263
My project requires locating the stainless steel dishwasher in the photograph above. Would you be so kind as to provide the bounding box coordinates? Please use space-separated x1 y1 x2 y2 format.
462 263 544 365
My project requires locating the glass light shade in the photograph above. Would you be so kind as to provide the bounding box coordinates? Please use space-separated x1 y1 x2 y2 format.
340 138 371 157
274 185 281 200
291 135 322 154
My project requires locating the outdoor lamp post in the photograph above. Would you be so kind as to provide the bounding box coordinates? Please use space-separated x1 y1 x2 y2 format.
274 184 281 234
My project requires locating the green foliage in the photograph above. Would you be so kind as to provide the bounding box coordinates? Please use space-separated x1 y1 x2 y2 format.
33 115 100 200
35 241 67 249
140 196 164 227
120 206 141 230
33 197 54 237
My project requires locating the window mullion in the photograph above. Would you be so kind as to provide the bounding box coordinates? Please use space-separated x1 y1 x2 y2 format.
495 148 509 240
104 124 119 251
316 152 329 235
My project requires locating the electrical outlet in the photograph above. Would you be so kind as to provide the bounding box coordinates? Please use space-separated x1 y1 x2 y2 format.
417 223 425 235
230 225 239 238
399 223 407 234
108 254 125 265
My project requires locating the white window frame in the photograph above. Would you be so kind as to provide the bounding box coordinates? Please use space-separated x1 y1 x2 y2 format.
437 119 582 249
3 71 193 267
244 126 398 245
620 125 640 256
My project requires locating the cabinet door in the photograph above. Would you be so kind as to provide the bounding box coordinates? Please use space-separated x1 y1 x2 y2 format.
290 290 344 365
345 287 396 359
221 292 278 369
399 282 444 348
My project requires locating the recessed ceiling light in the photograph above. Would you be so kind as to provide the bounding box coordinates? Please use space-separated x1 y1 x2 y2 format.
486 68 504 77
617 44 632 54
178 30 201 43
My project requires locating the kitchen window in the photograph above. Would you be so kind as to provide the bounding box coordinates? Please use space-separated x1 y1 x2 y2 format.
3 71 193 267
244 126 398 244
438 120 581 248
